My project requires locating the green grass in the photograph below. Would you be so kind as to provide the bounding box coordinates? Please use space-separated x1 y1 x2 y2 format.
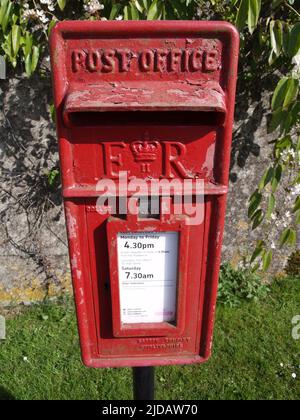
0 278 299 400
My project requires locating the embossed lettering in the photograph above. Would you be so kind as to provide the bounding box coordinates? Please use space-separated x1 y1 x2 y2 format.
72 49 86 72
163 142 192 179
170 49 182 72
139 49 155 72
204 50 219 71
86 50 101 72
190 50 203 71
116 49 132 72
102 142 126 178
102 49 115 73
71 46 221 74
182 49 190 72
155 49 168 73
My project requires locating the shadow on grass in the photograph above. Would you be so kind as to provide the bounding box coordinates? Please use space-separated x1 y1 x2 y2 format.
0 386 16 400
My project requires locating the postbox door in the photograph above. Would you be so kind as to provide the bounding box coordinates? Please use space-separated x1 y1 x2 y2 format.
84 197 206 357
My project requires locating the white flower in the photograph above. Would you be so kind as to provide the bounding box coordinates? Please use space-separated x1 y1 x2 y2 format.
23 356 29 362
280 363 284 367
84 0 104 15
40 0 55 12
292 373 297 379
292 51 300 76
281 148 296 163
22 5 49 24
116 15 123 21
290 185 300 196
292 52 300 68
22 9 39 21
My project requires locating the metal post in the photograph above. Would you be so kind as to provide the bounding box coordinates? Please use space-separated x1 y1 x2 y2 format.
133 367 155 400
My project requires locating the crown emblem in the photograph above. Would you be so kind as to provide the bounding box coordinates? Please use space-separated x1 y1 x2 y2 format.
131 133 159 174
131 140 159 162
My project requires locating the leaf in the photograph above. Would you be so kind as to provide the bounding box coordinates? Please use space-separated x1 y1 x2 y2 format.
275 136 292 158
293 196 300 213
23 31 32 57
248 190 262 218
48 19 58 37
271 77 289 110
0 0 9 25
268 48 278 65
258 167 274 191
270 20 282 56
289 229 297 246
282 22 290 55
1 0 12 34
134 0 145 13
283 102 300 134
268 108 287 133
262 250 273 271
50 103 56 123
31 45 39 73
130 3 140 20
57 0 67 11
25 54 32 77
250 241 265 263
266 193 275 219
283 78 299 109
123 5 130 20
271 164 283 193
236 0 249 32
251 209 264 230
294 173 300 185
288 22 300 58
11 25 21 56
48 169 59 187
147 0 163 20
296 210 300 225
248 0 261 35
25 44 39 76
280 228 296 247
109 3 122 20
11 12 17 25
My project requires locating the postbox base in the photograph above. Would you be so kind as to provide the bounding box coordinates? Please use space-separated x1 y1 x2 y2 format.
81 354 210 369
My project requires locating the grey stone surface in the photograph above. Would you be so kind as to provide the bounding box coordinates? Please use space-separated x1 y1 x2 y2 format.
0 73 71 305
0 72 295 305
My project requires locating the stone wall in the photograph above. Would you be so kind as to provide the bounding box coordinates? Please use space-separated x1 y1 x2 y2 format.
0 71 294 306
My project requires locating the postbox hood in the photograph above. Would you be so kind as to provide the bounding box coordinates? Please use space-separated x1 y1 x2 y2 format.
63 80 226 123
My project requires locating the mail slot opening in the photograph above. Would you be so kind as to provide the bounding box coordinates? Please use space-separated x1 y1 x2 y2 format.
65 111 225 127
138 196 160 220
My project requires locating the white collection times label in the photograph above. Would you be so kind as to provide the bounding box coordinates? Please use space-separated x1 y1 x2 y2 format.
117 232 179 324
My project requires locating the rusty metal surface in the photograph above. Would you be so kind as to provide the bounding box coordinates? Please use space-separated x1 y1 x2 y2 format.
64 81 226 115
50 20 239 369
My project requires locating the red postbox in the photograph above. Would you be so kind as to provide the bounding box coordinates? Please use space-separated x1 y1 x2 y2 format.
50 21 239 368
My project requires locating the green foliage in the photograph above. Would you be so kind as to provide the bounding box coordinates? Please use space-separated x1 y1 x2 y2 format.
0 1 41 75
218 263 269 307
47 168 60 188
0 278 299 400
